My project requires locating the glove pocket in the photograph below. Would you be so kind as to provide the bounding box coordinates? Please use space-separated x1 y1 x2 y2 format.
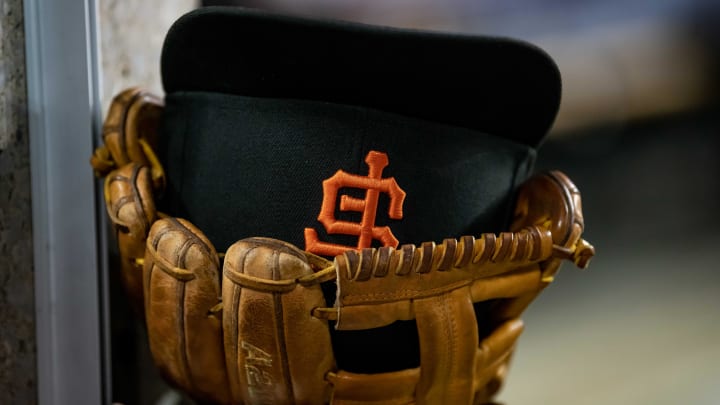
223 237 335 405
144 217 231 405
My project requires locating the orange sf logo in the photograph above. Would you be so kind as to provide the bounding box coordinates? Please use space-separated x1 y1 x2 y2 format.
304 151 406 257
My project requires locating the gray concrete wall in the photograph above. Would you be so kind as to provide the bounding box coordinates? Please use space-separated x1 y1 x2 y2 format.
0 0 36 403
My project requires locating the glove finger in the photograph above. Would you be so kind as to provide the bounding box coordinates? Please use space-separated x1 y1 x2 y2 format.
144 217 231 405
222 237 335 405
105 163 156 317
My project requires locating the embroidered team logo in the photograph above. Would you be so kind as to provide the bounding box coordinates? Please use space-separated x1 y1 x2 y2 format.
304 151 406 257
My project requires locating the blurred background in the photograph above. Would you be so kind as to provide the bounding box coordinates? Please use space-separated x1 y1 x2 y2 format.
99 0 720 404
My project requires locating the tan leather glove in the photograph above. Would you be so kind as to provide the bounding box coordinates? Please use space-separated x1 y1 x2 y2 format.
93 88 594 405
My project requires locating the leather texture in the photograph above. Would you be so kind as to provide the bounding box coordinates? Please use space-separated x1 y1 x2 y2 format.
222 238 335 404
92 88 164 317
144 217 231 404
91 88 595 404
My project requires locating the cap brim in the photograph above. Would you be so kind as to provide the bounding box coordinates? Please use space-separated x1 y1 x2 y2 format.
161 7 561 147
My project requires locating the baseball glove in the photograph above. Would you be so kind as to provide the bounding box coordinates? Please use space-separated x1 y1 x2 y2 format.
92 88 594 405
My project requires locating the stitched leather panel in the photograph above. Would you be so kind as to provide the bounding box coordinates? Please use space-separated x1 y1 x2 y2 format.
415 287 477 404
329 368 419 404
143 218 230 404
223 237 335 404
473 319 523 401
101 88 163 169
333 227 552 330
106 163 156 317
327 318 523 405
